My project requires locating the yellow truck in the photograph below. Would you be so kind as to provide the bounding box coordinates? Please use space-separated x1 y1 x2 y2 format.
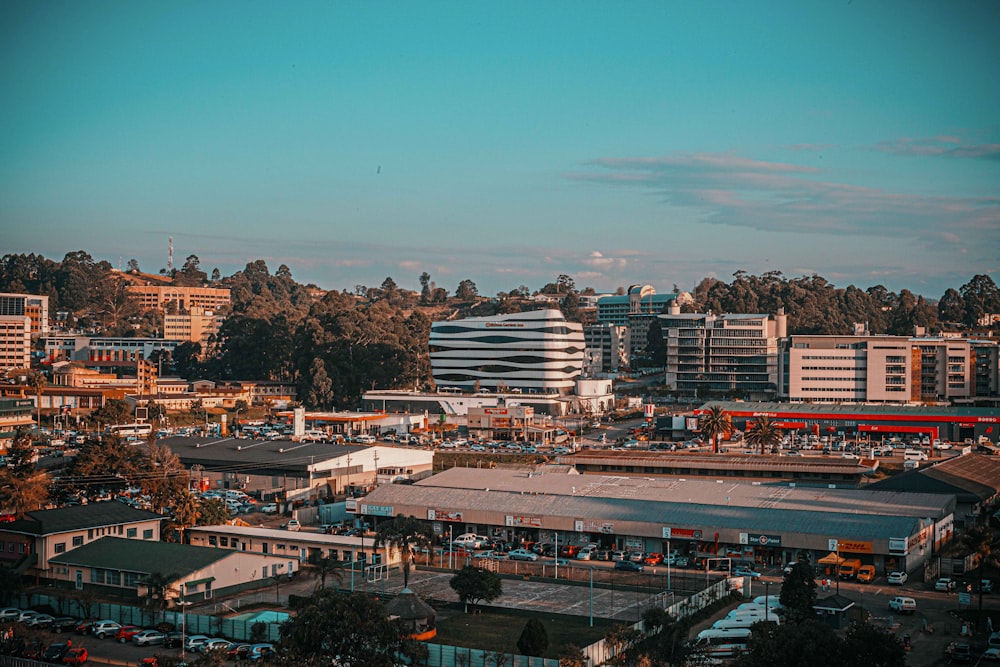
838 558 863 580
857 565 876 583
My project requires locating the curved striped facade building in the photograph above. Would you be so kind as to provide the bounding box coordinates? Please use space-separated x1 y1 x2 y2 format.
429 309 585 394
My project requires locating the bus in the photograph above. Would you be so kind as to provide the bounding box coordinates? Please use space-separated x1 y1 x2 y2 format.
691 628 752 658
106 423 153 438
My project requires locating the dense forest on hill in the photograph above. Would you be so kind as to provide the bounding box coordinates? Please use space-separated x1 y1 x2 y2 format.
2 251 998 406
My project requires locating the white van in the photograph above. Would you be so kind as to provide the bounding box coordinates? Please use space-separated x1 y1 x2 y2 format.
713 617 774 631
725 608 781 624
751 596 784 610
355 434 376 444
903 449 928 462
452 533 490 549
692 628 752 657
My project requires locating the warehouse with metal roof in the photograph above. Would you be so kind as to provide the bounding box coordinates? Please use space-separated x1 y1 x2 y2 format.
357 465 954 576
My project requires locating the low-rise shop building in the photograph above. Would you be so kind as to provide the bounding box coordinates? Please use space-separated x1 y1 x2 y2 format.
356 465 954 577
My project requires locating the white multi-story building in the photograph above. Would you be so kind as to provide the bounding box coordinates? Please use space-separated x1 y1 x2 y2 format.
780 334 999 404
659 305 786 399
0 293 49 373
429 309 585 395
583 322 628 375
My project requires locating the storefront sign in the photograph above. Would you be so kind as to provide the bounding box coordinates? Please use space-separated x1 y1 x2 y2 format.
662 527 704 540
739 533 782 547
888 538 908 555
484 408 509 415
360 504 394 517
837 540 873 554
505 515 542 528
428 509 463 522
576 520 615 534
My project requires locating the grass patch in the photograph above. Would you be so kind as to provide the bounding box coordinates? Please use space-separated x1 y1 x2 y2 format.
434 604 619 658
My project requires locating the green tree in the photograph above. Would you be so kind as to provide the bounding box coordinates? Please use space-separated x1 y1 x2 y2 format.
841 622 906 667
645 318 666 367
307 553 343 592
196 498 233 526
375 514 433 588
140 572 178 626
734 619 842 667
938 287 966 324
780 557 818 623
957 524 1000 626
557 644 588 667
0 465 50 517
961 274 1000 328
746 415 781 455
602 624 641 665
516 618 548 657
90 398 132 428
449 565 503 612
455 279 479 301
699 405 730 454
305 358 335 409
69 433 145 489
278 589 411 667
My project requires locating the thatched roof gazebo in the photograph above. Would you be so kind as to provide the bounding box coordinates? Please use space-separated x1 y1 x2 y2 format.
385 588 437 641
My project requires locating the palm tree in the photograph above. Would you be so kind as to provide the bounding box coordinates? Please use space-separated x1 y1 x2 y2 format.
745 415 781 455
308 553 343 592
699 405 730 454
375 514 434 588
958 524 1000 627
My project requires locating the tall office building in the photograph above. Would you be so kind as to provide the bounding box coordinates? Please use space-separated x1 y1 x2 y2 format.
659 304 786 399
429 309 585 394
0 293 49 373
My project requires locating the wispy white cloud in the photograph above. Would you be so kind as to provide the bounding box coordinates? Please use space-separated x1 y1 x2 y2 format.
871 136 1000 160
566 151 1000 251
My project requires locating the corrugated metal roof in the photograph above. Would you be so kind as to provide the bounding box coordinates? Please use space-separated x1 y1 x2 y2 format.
701 400 1000 419
414 466 951 518
49 536 228 573
362 481 924 542
564 450 874 474
3 503 163 536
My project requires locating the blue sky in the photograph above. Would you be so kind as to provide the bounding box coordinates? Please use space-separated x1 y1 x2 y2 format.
2 1 997 299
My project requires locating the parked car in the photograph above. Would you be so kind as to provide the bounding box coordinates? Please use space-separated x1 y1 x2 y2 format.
116 625 143 643
733 565 762 579
201 638 234 653
24 613 55 627
508 548 539 561
91 621 123 639
559 544 581 558
132 629 166 646
73 620 98 635
283 519 301 531
162 632 185 649
643 552 664 565
226 643 252 660
674 556 691 567
950 643 973 664
615 560 644 572
16 610 40 623
888 571 908 585
246 643 276 661
0 607 20 621
936 578 956 592
42 642 72 663
50 617 79 633
629 551 647 563
184 635 211 652
260 503 278 514
62 647 88 665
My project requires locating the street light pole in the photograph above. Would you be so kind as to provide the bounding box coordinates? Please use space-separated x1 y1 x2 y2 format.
178 598 192 662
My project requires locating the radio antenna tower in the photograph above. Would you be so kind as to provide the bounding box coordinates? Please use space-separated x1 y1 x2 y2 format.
168 236 174 272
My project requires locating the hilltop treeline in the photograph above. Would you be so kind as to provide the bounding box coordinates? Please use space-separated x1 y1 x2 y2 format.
1 251 997 406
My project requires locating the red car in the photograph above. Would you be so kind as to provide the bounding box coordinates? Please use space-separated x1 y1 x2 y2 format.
644 552 664 565
559 544 580 558
115 625 142 643
63 647 89 664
